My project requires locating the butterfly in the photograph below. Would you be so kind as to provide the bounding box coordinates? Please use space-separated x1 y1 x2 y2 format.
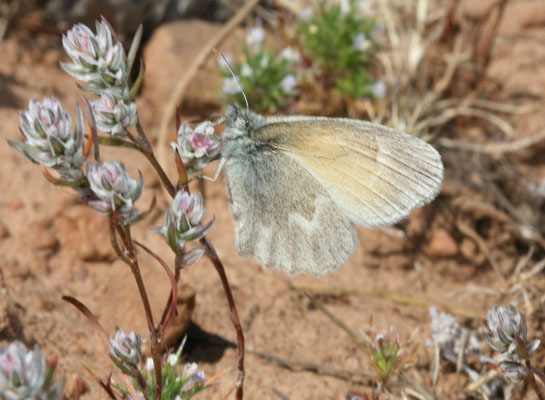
217 104 443 275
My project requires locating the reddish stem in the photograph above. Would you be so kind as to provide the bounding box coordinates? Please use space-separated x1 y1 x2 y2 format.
527 360 545 400
200 236 245 400
121 226 162 400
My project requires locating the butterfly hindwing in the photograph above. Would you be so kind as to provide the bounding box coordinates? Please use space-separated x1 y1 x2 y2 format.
225 148 358 275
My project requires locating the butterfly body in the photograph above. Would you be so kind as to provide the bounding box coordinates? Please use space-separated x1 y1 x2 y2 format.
221 104 443 275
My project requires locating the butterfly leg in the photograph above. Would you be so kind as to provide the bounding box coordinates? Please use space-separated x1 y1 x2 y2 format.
201 157 227 182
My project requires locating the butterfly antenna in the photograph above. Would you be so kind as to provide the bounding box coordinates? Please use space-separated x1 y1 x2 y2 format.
214 48 249 111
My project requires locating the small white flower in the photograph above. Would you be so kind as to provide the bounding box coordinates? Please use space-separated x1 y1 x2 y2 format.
340 0 351 16
240 63 253 77
246 26 265 47
353 33 371 52
145 357 154 371
357 0 372 14
183 362 206 383
372 80 387 99
171 121 220 174
429 306 461 347
281 47 301 63
299 6 313 22
259 54 270 68
280 74 297 93
222 77 242 95
167 354 178 366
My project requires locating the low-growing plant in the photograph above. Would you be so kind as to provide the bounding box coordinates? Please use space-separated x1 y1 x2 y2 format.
297 0 383 99
360 324 418 397
8 17 243 400
218 26 299 113
110 332 208 400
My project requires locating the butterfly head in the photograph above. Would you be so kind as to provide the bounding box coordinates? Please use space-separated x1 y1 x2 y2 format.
224 104 266 140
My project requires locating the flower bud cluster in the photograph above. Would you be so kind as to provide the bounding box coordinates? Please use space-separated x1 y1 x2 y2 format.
87 161 143 223
91 89 138 136
484 305 541 382
0 341 65 399
109 328 143 375
61 21 127 90
154 190 214 265
62 20 138 137
171 121 220 173
12 98 86 181
429 307 483 362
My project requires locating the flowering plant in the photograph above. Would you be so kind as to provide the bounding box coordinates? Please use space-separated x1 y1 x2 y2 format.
9 17 243 400
219 26 299 113
298 0 385 99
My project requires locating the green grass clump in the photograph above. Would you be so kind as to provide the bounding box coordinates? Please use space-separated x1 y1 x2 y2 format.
298 0 381 98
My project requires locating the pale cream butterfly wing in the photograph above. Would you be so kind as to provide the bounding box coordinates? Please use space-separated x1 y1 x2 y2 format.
224 131 358 276
260 116 444 227
223 110 443 275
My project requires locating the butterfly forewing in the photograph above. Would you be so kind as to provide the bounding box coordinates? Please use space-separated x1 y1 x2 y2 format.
258 118 444 227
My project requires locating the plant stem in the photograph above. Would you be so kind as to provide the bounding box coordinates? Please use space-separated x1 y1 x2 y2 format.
159 252 183 330
527 360 545 400
201 236 245 400
122 225 163 400
134 122 176 197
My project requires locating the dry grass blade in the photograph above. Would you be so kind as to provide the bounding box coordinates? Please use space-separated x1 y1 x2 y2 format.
421 107 516 138
272 387 292 400
465 370 500 393
439 130 545 155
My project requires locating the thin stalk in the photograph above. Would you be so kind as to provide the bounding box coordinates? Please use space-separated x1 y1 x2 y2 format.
134 122 176 197
143 149 176 197
527 360 545 400
201 236 245 400
159 251 184 329
122 225 162 400
133 370 148 397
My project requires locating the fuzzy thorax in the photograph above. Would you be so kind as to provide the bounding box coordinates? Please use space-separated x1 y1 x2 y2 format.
222 104 267 159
